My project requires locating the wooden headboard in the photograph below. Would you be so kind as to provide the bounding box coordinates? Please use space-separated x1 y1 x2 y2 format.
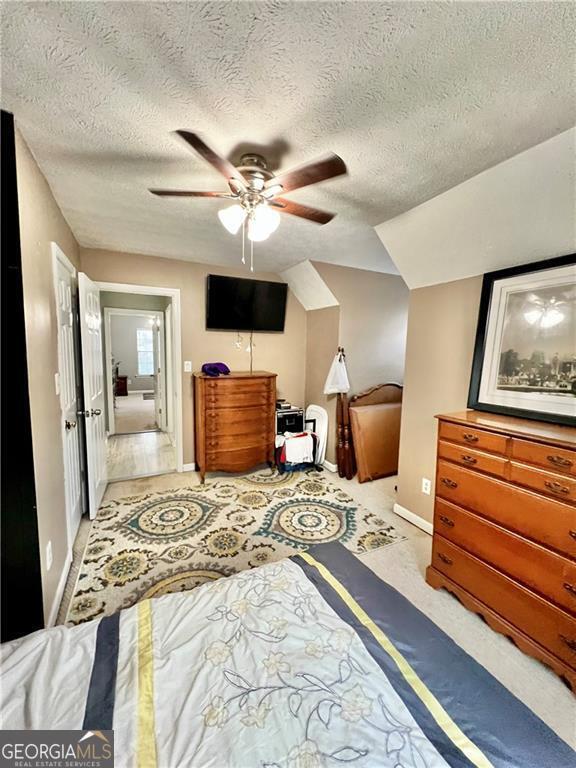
336 383 403 480
349 382 403 408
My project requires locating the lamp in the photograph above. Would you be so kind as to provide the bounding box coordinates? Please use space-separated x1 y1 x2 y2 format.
247 205 280 242
218 204 246 235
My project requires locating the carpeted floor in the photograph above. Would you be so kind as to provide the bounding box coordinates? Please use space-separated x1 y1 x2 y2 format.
114 392 157 433
65 468 405 625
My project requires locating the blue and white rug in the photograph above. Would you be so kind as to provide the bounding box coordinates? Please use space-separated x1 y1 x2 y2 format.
66 469 405 625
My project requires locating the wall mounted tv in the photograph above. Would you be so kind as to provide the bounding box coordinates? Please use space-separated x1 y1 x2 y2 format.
206 274 288 332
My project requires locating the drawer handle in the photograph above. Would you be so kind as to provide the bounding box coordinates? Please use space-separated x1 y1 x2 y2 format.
208 411 216 418
462 433 479 443
544 480 570 496
570 530 576 541
559 634 576 652
461 455 477 465
437 553 453 566
563 583 576 598
547 454 573 468
440 477 458 489
438 514 454 527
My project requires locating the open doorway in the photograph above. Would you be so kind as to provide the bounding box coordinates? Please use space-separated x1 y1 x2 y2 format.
104 308 165 434
99 286 182 482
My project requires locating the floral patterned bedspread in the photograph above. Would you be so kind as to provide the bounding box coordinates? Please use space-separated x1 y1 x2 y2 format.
1 544 574 768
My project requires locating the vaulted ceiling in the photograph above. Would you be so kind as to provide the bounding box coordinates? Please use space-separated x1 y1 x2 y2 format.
1 1 574 274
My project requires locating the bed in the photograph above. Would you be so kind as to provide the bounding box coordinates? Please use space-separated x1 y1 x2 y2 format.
1 543 573 767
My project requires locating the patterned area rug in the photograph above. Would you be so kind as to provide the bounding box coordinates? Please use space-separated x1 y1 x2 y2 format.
66 469 405 625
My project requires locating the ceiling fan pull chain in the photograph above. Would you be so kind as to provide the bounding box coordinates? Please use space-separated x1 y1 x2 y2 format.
241 218 246 264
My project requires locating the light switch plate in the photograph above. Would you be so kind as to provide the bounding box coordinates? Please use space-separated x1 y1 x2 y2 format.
184 361 192 373
46 540 53 571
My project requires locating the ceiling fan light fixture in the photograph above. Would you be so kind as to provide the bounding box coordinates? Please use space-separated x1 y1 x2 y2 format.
218 204 246 235
247 204 281 242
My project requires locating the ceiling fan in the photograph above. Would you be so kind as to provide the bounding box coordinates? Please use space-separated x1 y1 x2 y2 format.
149 131 347 259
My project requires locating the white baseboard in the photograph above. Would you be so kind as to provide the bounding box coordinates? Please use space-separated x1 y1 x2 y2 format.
323 459 337 472
393 502 433 535
46 550 73 628
181 462 196 472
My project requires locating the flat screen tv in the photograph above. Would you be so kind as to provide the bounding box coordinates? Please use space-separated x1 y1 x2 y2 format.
206 274 288 332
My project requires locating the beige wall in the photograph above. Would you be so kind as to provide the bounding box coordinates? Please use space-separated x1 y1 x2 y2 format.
15 129 80 623
305 307 340 463
313 262 409 392
396 276 483 523
81 249 307 464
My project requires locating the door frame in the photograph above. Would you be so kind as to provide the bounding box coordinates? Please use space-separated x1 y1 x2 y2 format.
51 243 83 555
103 307 166 435
97 282 183 473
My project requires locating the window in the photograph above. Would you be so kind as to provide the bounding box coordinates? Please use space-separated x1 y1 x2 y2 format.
137 328 154 376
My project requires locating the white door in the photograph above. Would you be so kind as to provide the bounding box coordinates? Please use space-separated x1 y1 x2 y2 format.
153 313 166 431
78 272 107 517
164 304 174 435
53 246 82 547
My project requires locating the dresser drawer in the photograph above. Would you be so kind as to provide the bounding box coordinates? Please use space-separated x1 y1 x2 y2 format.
204 378 272 395
436 460 576 559
432 537 576 668
437 440 508 479
205 405 273 435
511 438 576 477
434 499 576 615
205 432 270 452
439 421 508 455
511 462 576 504
205 445 270 472
205 391 275 409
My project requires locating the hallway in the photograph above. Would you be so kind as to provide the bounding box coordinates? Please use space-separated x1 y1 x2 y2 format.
114 392 157 433
106 431 176 481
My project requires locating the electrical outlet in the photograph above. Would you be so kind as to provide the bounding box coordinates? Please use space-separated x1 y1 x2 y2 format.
127 378 132 385
184 361 192 373
421 478 432 496
46 540 53 571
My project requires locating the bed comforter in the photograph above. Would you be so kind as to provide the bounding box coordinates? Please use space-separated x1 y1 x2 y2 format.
1 543 574 768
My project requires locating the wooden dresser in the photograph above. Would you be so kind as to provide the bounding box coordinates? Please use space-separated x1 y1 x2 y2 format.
426 410 576 689
194 371 276 483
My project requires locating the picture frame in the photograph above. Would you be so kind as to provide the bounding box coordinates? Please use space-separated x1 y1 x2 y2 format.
468 254 576 426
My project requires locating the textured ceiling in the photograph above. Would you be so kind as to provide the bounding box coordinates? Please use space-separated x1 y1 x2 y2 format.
1 1 574 274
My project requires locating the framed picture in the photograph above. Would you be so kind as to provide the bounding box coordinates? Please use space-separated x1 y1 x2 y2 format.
468 254 576 426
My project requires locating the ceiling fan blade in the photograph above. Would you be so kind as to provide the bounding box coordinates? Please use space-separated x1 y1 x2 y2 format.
174 131 247 192
272 197 335 224
266 153 347 195
149 189 235 198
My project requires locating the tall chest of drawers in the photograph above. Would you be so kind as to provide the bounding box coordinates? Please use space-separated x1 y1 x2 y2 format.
426 411 576 689
194 371 276 483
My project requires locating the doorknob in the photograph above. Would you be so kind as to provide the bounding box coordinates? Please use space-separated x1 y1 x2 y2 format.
91 408 102 417
65 420 77 430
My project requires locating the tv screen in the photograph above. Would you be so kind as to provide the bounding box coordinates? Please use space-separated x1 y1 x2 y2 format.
206 275 288 332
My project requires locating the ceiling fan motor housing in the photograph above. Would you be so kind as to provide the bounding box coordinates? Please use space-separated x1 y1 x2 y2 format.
237 153 273 192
